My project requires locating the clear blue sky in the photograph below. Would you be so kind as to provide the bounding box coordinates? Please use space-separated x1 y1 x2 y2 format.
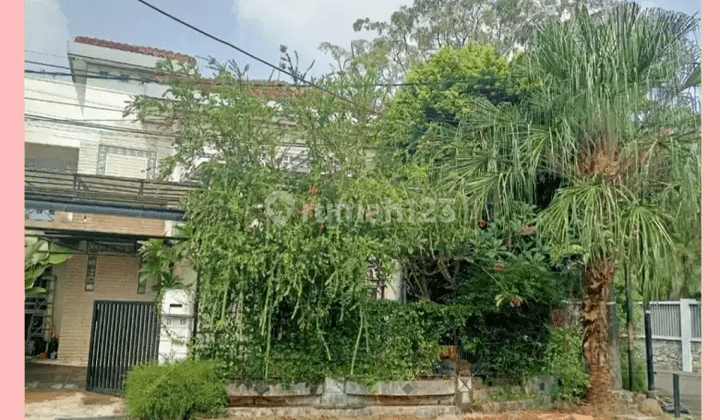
25 0 700 82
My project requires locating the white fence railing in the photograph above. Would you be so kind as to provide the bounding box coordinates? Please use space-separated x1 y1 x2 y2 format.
632 299 700 372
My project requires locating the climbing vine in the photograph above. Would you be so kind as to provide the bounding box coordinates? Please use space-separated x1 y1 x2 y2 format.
128 55 577 386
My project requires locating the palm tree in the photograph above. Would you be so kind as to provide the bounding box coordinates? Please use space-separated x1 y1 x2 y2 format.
432 3 700 405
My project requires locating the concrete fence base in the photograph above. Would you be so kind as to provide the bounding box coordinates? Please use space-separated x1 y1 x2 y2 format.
631 338 702 374
227 377 473 410
228 405 459 418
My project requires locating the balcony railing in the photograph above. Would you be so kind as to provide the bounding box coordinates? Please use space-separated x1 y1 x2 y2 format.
25 169 198 213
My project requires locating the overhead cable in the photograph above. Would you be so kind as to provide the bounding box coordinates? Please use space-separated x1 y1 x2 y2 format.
135 0 372 113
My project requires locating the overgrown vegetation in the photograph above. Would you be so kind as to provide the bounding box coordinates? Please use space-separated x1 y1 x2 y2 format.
541 327 589 401
125 1 699 403
485 386 539 402
202 300 474 385
124 360 227 420
131 54 566 386
620 342 648 393
421 3 700 405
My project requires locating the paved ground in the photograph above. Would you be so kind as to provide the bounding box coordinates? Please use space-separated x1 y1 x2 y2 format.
25 360 87 390
25 361 124 420
25 390 126 420
25 361 694 420
653 370 701 419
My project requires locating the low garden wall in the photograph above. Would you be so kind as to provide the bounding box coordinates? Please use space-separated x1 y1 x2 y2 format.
226 377 473 409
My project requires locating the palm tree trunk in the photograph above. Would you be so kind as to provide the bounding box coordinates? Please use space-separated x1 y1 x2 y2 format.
582 258 616 406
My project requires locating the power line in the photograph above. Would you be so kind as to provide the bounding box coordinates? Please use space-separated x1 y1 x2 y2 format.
25 114 177 138
26 58 520 89
134 0 373 113
25 113 396 151
25 69 155 84
25 60 145 79
25 61 165 83
25 60 72 71
24 97 128 112
24 90 134 111
24 50 69 60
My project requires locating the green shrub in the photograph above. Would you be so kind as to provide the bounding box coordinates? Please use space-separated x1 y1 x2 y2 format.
485 386 538 402
124 359 227 420
542 327 589 401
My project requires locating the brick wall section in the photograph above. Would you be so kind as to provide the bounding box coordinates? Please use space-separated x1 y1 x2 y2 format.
56 255 156 364
26 212 169 236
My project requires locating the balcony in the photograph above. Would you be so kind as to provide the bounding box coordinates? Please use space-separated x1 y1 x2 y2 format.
25 157 78 174
25 169 198 221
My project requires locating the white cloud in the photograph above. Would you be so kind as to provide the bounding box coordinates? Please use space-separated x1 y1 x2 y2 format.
232 0 407 80
25 0 72 68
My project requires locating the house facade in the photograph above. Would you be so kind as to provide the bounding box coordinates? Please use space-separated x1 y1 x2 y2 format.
25 36 401 370
25 37 189 365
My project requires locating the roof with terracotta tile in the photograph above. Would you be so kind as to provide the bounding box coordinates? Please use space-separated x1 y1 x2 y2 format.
74 36 196 63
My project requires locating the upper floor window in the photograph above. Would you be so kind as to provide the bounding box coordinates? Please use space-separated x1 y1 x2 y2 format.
25 143 79 173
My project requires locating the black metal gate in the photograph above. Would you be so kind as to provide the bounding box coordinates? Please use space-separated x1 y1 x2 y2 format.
86 300 160 392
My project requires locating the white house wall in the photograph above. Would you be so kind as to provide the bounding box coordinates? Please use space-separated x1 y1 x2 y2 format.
25 76 175 178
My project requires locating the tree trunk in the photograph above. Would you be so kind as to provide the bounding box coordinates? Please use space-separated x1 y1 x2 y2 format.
582 258 616 406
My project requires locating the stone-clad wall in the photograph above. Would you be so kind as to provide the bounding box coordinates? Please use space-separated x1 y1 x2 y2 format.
633 338 701 373
551 299 701 374
692 342 702 374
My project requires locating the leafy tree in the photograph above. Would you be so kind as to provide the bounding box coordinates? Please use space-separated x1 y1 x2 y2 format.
127 55 482 380
126 38 590 385
430 3 700 404
349 0 613 83
137 229 197 308
380 42 519 158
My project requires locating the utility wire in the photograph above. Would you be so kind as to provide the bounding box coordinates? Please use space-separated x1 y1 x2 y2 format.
25 69 155 84
25 60 155 81
25 114 177 138
25 113 397 151
26 59 519 88
24 97 128 112
25 60 72 71
135 0 372 113
26 61 158 84
24 50 69 59
26 61 167 83
24 90 134 111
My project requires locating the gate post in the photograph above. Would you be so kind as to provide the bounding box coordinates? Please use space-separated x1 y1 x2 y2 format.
679 299 692 372
644 311 655 391
159 289 194 364
455 377 473 407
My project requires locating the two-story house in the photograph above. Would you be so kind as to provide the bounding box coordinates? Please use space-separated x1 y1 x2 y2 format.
25 37 402 385
25 36 196 366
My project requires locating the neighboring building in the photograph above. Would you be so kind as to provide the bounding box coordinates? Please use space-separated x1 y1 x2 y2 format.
25 36 318 367
25 36 187 235
24 37 192 365
24 36 397 373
